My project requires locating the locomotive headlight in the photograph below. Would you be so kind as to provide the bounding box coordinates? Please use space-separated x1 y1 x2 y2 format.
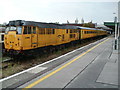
18 38 21 40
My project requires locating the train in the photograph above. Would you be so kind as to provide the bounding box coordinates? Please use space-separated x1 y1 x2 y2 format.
4 20 108 55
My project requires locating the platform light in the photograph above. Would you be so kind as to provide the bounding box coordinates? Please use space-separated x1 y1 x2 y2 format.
113 14 118 50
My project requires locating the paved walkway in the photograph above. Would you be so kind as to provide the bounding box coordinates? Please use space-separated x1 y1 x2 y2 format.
65 38 119 89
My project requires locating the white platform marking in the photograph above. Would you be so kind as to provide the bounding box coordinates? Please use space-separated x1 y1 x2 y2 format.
28 67 47 74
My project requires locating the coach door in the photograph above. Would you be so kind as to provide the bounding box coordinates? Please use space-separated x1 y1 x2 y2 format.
31 26 38 48
78 29 81 40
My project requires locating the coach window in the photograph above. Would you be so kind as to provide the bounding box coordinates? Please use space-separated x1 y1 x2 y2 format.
33 27 36 34
74 29 77 33
47 29 52 34
46 29 48 34
50 29 52 34
73 30 74 33
23 26 27 34
39 28 45 34
86 31 88 34
48 29 50 34
46 29 49 34
52 29 55 34
66 29 68 33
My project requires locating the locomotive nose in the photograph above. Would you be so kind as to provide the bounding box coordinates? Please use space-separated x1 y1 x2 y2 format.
6 31 16 49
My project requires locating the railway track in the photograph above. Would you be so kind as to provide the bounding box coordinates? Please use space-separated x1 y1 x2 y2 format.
1 58 12 63
0 58 12 70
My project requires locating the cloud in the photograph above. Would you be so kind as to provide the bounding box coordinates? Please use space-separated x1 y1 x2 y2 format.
0 0 118 24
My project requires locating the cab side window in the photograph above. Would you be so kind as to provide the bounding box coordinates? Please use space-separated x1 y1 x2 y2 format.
28 27 31 34
17 27 22 34
33 27 36 34
24 26 27 34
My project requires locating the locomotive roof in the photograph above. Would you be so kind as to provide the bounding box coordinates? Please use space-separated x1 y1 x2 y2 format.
8 20 79 29
78 27 96 30
24 21 80 29
78 26 107 31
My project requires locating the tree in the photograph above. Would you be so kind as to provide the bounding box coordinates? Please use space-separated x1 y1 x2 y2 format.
82 22 94 28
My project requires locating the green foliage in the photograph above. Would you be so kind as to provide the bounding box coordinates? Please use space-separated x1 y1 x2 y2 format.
82 23 94 28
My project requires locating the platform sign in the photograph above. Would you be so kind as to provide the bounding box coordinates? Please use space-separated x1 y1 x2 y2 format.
104 22 115 26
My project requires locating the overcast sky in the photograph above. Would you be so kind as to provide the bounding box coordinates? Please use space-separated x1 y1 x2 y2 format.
0 0 119 24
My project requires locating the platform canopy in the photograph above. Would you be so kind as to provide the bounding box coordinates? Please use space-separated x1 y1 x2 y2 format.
104 22 119 32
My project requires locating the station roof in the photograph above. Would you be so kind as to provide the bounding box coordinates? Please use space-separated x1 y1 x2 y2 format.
104 22 119 31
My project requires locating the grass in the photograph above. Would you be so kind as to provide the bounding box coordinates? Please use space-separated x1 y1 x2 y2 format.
0 56 11 62
0 57 2 61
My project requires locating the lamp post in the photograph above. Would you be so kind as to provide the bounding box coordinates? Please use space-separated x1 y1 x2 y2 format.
118 24 119 39
114 16 118 50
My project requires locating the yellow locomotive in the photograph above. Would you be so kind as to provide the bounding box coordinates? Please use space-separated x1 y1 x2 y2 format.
4 20 107 55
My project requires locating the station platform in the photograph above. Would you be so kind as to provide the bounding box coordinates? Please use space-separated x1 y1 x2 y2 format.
0 36 119 89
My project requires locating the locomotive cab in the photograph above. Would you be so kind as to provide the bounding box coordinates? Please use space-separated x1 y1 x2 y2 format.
4 20 38 54
4 26 23 51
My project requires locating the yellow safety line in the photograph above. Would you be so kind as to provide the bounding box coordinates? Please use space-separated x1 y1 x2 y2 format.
23 38 109 89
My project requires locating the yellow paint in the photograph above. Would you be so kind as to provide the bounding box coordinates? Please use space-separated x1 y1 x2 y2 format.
22 38 109 89
4 26 108 51
81 29 107 39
